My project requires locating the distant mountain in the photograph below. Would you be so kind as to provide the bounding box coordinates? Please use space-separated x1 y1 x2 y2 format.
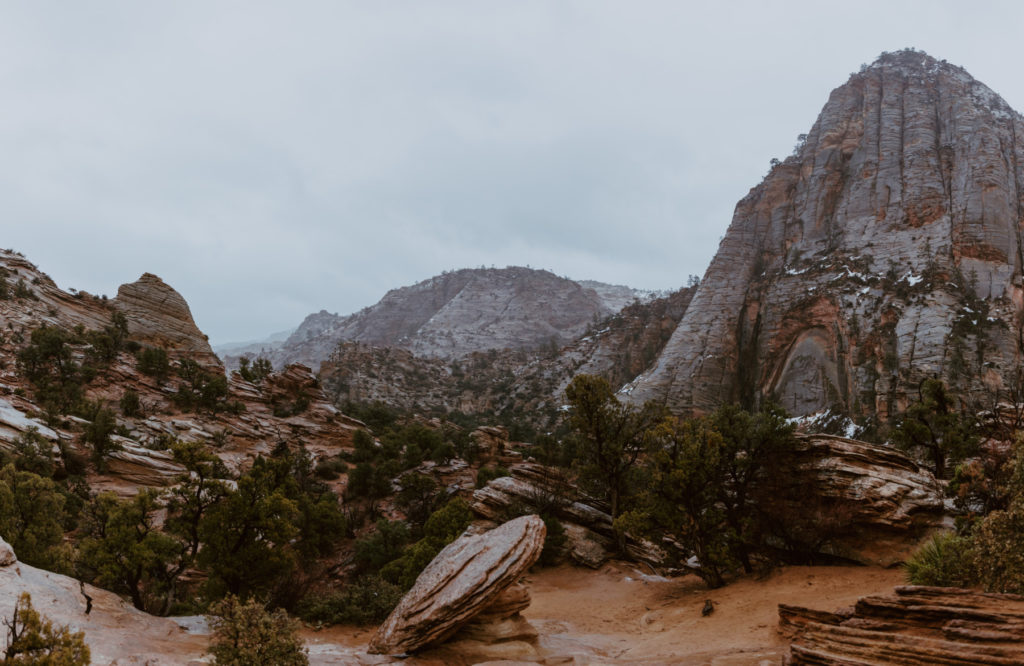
628 50 1024 419
318 286 695 427
239 267 655 371
212 327 295 359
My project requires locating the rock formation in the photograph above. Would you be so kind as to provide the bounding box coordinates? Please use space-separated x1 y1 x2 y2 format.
780 585 1024 664
779 434 949 566
113 272 221 369
0 250 362 494
628 50 1024 420
368 514 546 655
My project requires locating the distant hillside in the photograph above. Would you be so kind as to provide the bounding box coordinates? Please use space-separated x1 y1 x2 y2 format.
238 267 654 371
318 286 695 428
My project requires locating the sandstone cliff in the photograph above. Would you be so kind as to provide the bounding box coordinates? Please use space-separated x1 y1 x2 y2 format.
629 50 1024 420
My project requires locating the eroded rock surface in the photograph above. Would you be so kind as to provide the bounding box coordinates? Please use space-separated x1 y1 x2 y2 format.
113 272 221 368
790 434 949 565
368 514 546 655
780 585 1024 664
628 50 1024 419
0 539 207 664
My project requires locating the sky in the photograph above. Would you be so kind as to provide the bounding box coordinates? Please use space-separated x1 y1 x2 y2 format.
3 1 1024 345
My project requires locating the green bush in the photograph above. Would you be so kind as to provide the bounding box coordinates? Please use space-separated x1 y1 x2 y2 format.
0 464 72 573
905 531 976 588
538 514 567 566
296 576 403 625
973 500 1024 594
137 346 170 382
2 592 90 664
207 595 307 665
120 388 142 418
475 466 510 489
314 458 347 480
354 519 409 572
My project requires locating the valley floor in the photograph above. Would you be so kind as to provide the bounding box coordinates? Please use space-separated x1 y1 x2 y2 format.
302 562 906 665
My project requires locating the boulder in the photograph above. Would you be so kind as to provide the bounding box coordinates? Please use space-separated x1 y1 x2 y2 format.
780 585 1024 664
368 514 546 655
787 434 950 566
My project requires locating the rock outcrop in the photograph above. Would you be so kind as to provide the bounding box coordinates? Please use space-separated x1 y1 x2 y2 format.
629 50 1024 420
113 272 221 368
780 585 1024 664
0 250 362 495
785 434 949 566
368 514 546 655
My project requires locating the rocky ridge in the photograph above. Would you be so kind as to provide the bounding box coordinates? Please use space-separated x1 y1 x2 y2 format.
628 50 1024 420
0 250 361 493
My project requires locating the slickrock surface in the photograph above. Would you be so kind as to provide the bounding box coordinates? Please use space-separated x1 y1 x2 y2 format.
628 50 1024 418
0 539 207 664
368 514 546 655
780 585 1024 664
113 272 221 368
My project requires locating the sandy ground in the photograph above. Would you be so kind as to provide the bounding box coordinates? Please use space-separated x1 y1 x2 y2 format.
302 562 906 665
2 545 904 664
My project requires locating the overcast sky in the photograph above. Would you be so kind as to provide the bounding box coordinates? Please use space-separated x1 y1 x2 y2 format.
3 1 1023 344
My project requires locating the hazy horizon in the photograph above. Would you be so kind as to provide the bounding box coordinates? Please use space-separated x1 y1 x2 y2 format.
4 1 1023 344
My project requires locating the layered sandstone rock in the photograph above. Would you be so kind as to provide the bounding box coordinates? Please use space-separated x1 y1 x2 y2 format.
780 586 1024 664
473 437 947 570
0 250 362 496
783 434 949 566
629 50 1024 419
368 514 546 655
113 273 221 368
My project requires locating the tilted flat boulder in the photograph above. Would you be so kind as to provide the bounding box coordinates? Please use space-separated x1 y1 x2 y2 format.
368 514 546 655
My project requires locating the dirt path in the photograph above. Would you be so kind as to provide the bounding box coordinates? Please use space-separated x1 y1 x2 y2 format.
303 562 906 664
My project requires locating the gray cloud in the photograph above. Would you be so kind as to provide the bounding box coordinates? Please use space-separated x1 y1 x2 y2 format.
2 1 1023 343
